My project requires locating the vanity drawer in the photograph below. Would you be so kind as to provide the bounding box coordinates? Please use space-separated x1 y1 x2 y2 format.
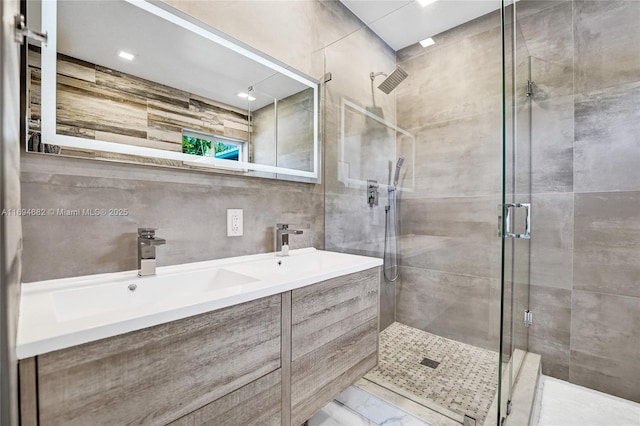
169 368 281 426
290 268 379 425
35 294 282 426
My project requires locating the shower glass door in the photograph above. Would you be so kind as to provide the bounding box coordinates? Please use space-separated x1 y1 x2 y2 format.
499 1 533 422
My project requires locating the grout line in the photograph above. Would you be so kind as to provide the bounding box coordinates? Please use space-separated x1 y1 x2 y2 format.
570 288 640 301
397 264 500 281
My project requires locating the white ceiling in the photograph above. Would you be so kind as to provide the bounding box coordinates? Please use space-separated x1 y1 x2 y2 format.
29 1 309 110
27 0 505 111
339 0 503 51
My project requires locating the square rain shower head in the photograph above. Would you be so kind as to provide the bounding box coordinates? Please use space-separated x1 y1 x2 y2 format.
377 67 408 94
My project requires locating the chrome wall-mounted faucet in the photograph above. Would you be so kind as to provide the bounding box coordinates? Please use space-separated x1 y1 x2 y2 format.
276 223 303 257
137 228 166 277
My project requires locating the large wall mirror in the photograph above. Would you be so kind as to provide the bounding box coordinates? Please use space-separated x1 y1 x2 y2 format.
26 0 320 182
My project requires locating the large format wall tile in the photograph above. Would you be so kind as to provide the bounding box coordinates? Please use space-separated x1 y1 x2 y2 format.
400 196 500 240
403 111 502 199
528 285 571 380
570 290 640 402
529 193 573 289
574 82 640 193
380 279 396 331
324 192 385 257
573 192 640 298
396 267 497 350
399 196 502 279
394 0 503 356
519 1 574 95
396 24 502 129
528 94 574 194
529 335 570 381
21 155 323 282
400 234 500 281
516 0 571 21
574 0 640 93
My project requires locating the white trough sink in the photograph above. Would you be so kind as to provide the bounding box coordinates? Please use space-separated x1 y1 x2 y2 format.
17 248 382 358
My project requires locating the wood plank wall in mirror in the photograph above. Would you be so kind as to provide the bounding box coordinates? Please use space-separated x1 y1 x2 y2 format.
27 0 320 182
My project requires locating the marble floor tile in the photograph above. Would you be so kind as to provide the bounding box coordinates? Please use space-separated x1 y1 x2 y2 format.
309 401 376 426
335 386 430 426
531 375 640 426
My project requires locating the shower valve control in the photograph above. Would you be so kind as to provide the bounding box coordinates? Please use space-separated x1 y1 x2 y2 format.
367 180 379 207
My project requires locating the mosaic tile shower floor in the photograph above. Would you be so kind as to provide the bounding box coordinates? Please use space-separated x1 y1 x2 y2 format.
365 322 499 425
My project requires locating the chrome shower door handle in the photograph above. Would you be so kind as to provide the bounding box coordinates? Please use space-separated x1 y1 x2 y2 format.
504 203 515 238
503 203 531 239
520 202 531 239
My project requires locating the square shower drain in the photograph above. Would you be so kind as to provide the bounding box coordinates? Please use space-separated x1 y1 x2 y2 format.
420 357 440 369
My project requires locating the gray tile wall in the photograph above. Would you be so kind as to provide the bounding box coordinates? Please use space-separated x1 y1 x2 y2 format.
524 0 639 401
322 24 397 331
21 155 324 281
20 0 386 282
396 0 640 402
395 9 504 352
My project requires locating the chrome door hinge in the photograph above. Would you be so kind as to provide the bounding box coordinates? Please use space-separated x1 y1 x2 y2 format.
524 310 533 328
14 14 48 45
323 72 332 84
526 80 535 97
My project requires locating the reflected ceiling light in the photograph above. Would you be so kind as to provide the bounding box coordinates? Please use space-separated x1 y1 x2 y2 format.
118 51 135 61
417 0 438 7
237 92 256 101
419 37 435 48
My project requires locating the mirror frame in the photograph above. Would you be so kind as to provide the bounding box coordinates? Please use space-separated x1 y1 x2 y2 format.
39 0 320 180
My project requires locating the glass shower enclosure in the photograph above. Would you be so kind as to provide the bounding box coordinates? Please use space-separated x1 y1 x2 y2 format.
323 0 534 424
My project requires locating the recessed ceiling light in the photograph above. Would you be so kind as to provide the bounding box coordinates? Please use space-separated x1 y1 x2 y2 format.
118 51 135 61
417 0 437 7
247 96 256 101
419 37 435 48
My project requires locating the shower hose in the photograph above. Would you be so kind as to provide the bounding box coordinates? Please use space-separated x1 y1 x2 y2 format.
383 189 400 282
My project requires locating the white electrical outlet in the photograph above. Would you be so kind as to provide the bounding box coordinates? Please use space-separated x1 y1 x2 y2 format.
227 209 243 237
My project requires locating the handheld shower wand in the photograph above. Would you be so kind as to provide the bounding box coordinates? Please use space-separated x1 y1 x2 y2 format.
393 157 405 187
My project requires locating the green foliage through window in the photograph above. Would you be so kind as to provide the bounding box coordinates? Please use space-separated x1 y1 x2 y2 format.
214 141 235 155
182 136 211 156
182 133 241 161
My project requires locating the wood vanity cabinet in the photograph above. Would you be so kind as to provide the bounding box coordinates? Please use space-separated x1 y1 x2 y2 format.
290 268 379 425
18 267 379 426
